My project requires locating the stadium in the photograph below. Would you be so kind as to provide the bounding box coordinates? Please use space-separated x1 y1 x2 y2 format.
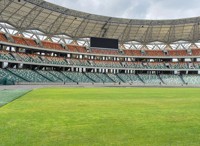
1 0 200 145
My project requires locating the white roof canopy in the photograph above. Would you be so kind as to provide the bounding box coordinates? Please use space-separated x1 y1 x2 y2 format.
0 0 200 44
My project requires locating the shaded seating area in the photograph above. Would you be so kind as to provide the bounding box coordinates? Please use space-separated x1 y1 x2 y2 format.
41 41 65 51
91 48 119 55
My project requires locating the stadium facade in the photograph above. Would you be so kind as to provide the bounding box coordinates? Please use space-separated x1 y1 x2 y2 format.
1 0 200 86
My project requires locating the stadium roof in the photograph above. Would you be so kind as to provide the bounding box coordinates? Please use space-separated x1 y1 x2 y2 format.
0 0 200 44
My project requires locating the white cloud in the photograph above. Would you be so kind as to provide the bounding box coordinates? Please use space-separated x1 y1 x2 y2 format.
45 0 200 19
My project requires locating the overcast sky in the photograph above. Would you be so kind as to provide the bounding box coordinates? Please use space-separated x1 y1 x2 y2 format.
46 0 200 20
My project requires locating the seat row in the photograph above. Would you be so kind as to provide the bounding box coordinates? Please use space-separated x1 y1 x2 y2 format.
1 32 200 56
124 49 190 56
1 51 200 69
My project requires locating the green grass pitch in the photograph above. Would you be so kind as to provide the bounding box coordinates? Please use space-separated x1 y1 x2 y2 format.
1 88 200 146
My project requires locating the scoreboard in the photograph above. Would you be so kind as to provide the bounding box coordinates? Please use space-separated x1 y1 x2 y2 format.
90 37 119 49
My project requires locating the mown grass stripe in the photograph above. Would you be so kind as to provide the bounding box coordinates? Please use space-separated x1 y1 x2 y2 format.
0 89 31 107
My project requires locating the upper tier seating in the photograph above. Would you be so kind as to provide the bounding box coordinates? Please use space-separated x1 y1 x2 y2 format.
168 50 178 56
43 56 67 65
76 46 87 53
29 54 43 63
2 31 200 58
23 38 38 47
145 50 164 56
67 59 81 66
67 59 90 66
147 62 167 69
41 41 65 51
0 51 194 70
79 59 90 66
93 60 122 68
178 62 189 69
14 53 33 62
0 33 8 42
13 53 42 63
11 36 27 46
170 62 188 69
169 62 182 69
67 45 78 52
194 62 200 69
123 50 141 56
126 62 144 69
91 48 119 55
192 49 200 56
168 50 188 56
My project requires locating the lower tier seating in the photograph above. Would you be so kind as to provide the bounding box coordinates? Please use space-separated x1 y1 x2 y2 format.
8 69 50 82
95 73 114 83
84 72 103 83
107 74 123 83
48 71 73 83
139 74 161 85
62 72 93 83
160 74 184 85
182 75 200 85
117 74 143 84
2 68 200 86
36 70 63 82
0 68 25 82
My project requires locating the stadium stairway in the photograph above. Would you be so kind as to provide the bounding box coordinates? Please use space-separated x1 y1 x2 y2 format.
116 74 126 83
83 72 102 83
117 73 131 83
49 71 74 83
8 69 51 83
139 74 162 85
62 72 93 83
105 73 116 83
0 68 26 83
95 73 114 83
158 74 165 84
6 69 29 82
160 74 184 85
182 75 200 85
107 74 122 83
137 74 145 84
11 53 21 61
180 75 187 85
36 70 63 82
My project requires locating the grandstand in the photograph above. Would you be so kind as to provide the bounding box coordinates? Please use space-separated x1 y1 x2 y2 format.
0 0 200 86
